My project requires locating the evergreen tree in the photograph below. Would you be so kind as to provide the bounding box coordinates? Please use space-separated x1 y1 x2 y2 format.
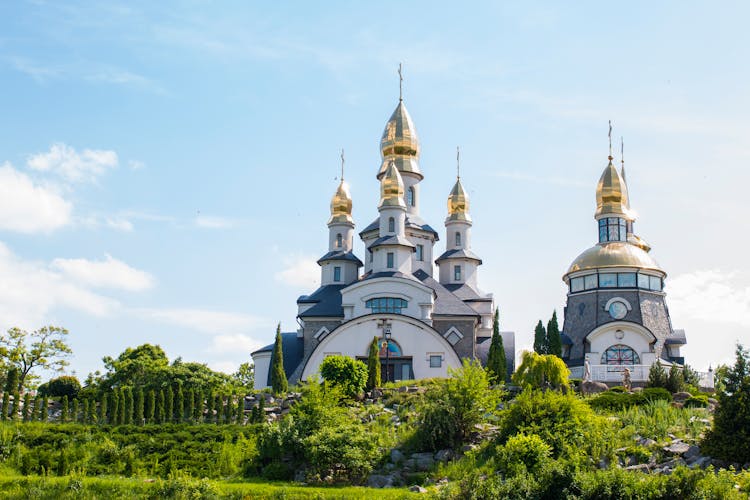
486 308 507 384
175 385 184 423
61 395 69 423
99 392 108 424
193 390 202 422
366 336 381 391
123 387 133 425
22 392 32 422
82 398 90 424
533 320 548 355
156 389 165 424
214 393 222 425
10 389 20 421
88 396 97 424
145 389 155 424
270 324 288 395
165 385 174 423
666 363 685 393
33 396 42 422
134 388 144 425
547 310 562 358
253 396 265 424
110 389 119 425
185 388 194 423
2 368 19 421
0 388 9 422
205 391 214 424
236 394 244 424
71 398 79 423
41 395 49 422
647 360 668 388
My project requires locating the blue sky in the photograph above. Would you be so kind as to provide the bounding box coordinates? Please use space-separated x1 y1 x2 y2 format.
0 1 748 378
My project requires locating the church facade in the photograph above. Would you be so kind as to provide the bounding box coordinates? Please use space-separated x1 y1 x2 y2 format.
560 149 687 384
252 92 514 389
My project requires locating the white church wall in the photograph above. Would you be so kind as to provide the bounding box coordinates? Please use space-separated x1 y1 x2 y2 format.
341 277 434 321
586 322 656 366
252 351 272 390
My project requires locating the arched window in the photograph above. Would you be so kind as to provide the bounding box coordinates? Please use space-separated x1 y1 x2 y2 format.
336 233 343 248
388 217 395 233
407 186 415 207
601 344 640 367
455 232 461 246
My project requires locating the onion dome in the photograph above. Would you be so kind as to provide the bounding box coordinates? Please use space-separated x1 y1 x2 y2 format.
446 177 472 222
328 180 353 225
595 157 631 219
566 241 663 276
379 161 406 209
377 100 422 180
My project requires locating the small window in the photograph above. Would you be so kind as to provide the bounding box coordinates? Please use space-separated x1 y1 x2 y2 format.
416 244 424 262
455 232 461 246
387 252 394 269
429 355 442 368
649 276 662 291
454 265 461 281
638 273 650 289
388 217 395 233
584 274 598 290
407 186 415 207
336 233 342 248
367 298 408 314
333 266 341 282
599 273 617 288
369 251 373 263
570 277 584 292
618 273 637 287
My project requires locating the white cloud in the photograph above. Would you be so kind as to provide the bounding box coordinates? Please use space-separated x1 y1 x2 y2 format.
274 254 320 289
195 215 236 229
0 163 72 233
0 242 120 331
128 160 145 170
207 360 241 374
27 143 118 183
667 270 750 327
135 308 271 335
51 254 155 291
210 334 265 354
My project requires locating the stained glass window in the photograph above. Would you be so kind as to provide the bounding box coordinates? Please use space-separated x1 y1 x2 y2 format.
601 344 640 367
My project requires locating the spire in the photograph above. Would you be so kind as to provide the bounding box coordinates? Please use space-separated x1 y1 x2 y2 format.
379 161 406 209
595 122 630 219
447 149 471 223
378 64 422 180
398 62 403 101
328 151 353 225
456 146 460 179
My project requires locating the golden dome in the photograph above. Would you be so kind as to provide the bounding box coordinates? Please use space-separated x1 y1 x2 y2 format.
378 101 422 179
446 178 472 222
328 180 353 225
566 241 663 276
595 158 631 219
379 161 406 209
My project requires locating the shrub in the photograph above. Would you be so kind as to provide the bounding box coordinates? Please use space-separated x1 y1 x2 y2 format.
37 376 81 399
303 422 380 484
641 387 672 402
647 360 667 388
498 434 552 475
683 395 708 408
511 351 570 390
319 355 368 398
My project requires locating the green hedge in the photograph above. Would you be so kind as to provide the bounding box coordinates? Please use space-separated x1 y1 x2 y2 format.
589 388 672 411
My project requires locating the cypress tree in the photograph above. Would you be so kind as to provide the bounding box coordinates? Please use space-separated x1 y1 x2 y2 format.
175 386 184 423
193 389 202 422
82 398 90 424
99 392 108 424
61 396 69 423
156 389 165 424
205 391 214 424
41 396 49 422
71 399 79 423
214 393 222 425
185 388 194 423
110 390 119 425
145 389 155 424
236 395 245 424
33 396 43 422
22 392 32 422
88 396 98 424
122 388 132 424
165 386 174 423
224 394 234 423
547 310 562 358
2 368 19 421
533 320 548 355
486 308 507 384
1 389 9 422
255 396 265 424
10 389 20 421
270 324 288 395
366 336 381 391
134 388 144 425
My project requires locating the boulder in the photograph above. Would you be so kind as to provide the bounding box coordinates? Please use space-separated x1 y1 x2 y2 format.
411 452 436 471
434 449 454 463
460 444 477 453
409 485 427 493
637 437 657 447
390 449 405 464
367 474 395 488
672 392 692 402
688 456 712 469
663 441 691 455
581 380 609 395
624 463 650 472
684 445 701 459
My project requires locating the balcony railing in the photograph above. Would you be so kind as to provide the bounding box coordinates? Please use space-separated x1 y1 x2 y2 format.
569 364 715 389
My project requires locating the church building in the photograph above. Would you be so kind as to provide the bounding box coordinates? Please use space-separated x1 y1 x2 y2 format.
252 85 514 388
560 144 687 384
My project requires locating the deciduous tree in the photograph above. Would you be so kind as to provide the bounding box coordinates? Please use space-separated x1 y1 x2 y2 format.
0 326 72 390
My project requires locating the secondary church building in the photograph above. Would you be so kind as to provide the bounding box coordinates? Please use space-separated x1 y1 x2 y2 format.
252 89 515 389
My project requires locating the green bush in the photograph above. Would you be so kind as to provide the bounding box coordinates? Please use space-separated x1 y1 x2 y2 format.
37 376 81 399
684 394 708 408
319 355 368 398
641 387 672 402
498 434 552 475
608 386 626 393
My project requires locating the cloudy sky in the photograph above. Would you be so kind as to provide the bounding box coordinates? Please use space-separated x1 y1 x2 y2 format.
0 1 747 378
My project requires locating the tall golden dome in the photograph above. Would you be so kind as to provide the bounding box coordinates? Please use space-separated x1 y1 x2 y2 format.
595 157 631 219
328 180 353 225
379 161 406 209
446 177 471 222
377 100 422 179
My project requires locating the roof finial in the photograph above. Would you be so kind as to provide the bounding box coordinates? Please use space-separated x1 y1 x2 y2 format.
398 63 403 101
620 136 625 167
456 146 461 179
340 148 345 181
608 120 613 160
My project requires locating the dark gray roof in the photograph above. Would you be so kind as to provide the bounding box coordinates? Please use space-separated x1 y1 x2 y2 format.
442 283 491 301
297 284 347 317
665 329 687 345
435 248 482 264
359 215 439 239
317 250 363 266
475 332 516 376
561 332 574 345
368 235 415 250
359 270 422 283
252 332 304 386
413 269 478 316
359 218 380 236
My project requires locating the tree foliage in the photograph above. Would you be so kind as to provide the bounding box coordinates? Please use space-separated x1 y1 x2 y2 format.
486 308 507 384
512 351 570 390
647 360 668 389
0 326 72 390
533 321 547 355
232 362 254 390
666 363 685 393
365 337 381 391
270 324 288 395
320 355 368 398
546 311 562 358
37 375 81 399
